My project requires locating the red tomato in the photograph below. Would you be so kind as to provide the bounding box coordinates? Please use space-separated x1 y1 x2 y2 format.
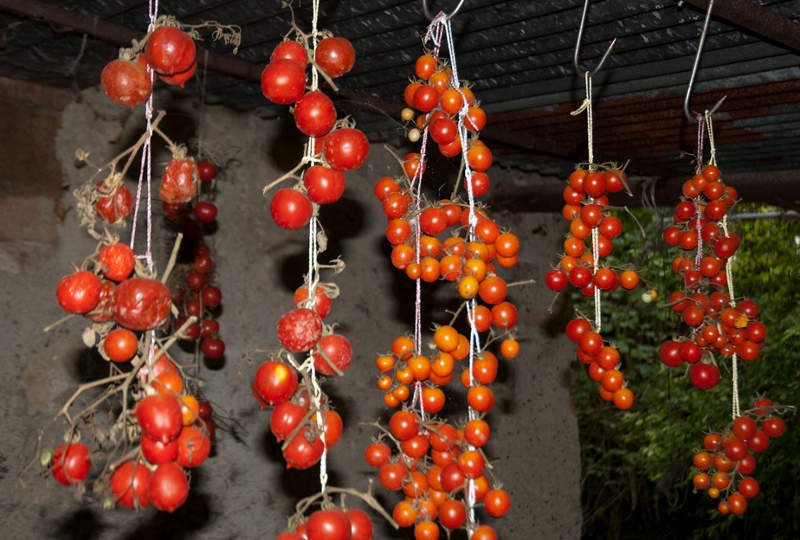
147 462 188 513
201 337 225 359
110 461 150 508
314 334 353 375
158 61 196 87
271 40 308 67
83 279 114 322
193 201 218 223
430 117 458 145
104 328 138 363
390 410 419 440
294 91 337 137
57 271 101 313
270 400 307 441
419 207 448 235
201 285 222 308
346 508 373 540
485 489 511 517
51 443 91 486
176 426 211 467
324 128 369 171
112 277 171 330
294 284 333 318
145 27 195 75
364 442 391 468
196 160 216 182
271 188 313 230
261 59 307 104
255 361 298 405
159 158 198 204
466 171 490 196
136 394 183 443
689 363 720 389
101 59 151 108
491 301 517 329
278 308 323 352
304 166 346 204
283 426 324 469
307 508 352 539
96 182 134 223
413 85 440 112
98 242 135 281
141 434 178 464
438 499 466 529
315 37 355 78
322 410 343 447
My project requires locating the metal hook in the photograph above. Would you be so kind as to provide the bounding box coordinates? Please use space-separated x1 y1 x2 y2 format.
683 0 726 122
422 0 466 21
573 0 617 76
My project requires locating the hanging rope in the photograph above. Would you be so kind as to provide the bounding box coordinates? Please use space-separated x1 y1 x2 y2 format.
571 72 602 333
694 115 706 270
705 110 740 419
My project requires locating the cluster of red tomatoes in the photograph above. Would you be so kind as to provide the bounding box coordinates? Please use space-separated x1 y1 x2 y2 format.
544 168 638 409
658 165 766 389
162 160 226 361
260 37 369 230
690 397 788 515
401 54 489 174
364 410 509 540
112 357 214 512
276 507 374 540
55 242 215 511
545 168 637 295
565 317 634 410
251 282 351 470
102 25 197 108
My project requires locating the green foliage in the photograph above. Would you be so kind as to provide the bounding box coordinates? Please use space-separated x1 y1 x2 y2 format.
570 205 800 539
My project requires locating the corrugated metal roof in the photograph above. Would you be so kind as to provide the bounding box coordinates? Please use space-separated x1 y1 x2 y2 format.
1 0 799 199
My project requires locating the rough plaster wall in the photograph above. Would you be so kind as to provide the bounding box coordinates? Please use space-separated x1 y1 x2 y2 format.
0 84 581 539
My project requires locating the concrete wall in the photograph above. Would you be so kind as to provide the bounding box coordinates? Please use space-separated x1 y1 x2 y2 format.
0 81 581 539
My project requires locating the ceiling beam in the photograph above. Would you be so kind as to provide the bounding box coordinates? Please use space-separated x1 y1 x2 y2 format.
682 0 800 54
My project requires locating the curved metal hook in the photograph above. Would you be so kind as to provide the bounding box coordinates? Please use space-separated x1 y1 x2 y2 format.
683 0 726 122
422 0 466 21
573 0 617 76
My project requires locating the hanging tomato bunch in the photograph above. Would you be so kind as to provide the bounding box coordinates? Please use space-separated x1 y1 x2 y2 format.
261 33 368 230
101 18 241 108
658 164 767 389
690 397 794 515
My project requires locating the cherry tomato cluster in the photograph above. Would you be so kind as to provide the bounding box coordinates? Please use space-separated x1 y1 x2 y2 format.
276 508 374 540
53 239 216 512
544 167 638 409
251 282 351 471
261 36 369 230
364 408 509 540
102 26 197 108
162 160 226 362
545 168 637 296
401 53 490 175
691 397 790 515
658 165 766 389
565 317 634 410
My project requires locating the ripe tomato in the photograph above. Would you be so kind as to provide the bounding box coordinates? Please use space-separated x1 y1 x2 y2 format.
158 60 195 87
271 188 313 229
278 308 323 352
261 59 306 104
136 394 183 443
112 278 171 330
147 462 188 513
294 283 333 318
467 385 495 412
485 488 510 517
159 158 198 204
141 433 179 464
101 59 151 108
196 160 216 182
104 328 138 363
689 362 720 389
315 37 355 78
254 361 298 405
57 271 101 313
314 334 352 375
379 461 406 490
98 242 135 282
96 182 133 223
422 387 445 413
419 207 448 235
430 117 458 145
270 401 306 441
176 426 211 467
271 40 308 67
401 434 430 458
374 176 400 201
193 201 218 223
145 26 194 75
438 499 466 529
51 443 91 486
110 461 150 508
304 165 346 204
390 410 419 440
413 85 440 112
762 416 785 438
738 477 759 499
283 426 324 469
467 143 492 171
364 442 391 468
491 301 517 329
346 509 373 540
294 91 337 137
323 128 369 171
